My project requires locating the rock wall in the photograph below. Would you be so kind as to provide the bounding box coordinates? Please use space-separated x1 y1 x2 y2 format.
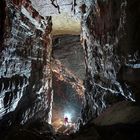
0 0 52 133
52 71 83 128
81 0 140 123
53 35 85 80
30 0 83 17
1 1 140 136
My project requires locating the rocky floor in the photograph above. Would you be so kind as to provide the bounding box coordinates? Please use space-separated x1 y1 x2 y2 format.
1 101 140 140
3 121 140 140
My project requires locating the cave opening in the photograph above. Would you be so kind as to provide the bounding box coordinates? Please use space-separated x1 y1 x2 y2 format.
51 13 85 134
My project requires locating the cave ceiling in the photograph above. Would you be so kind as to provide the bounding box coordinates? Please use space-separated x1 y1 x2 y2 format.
30 0 82 35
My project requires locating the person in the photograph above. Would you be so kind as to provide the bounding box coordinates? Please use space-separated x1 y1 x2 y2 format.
64 116 68 125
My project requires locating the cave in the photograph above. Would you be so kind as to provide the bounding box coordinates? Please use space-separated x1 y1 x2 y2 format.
0 0 140 140
51 34 85 132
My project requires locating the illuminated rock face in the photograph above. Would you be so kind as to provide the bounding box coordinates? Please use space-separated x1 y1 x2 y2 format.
0 1 84 135
52 35 85 130
30 0 83 17
0 0 52 131
52 72 83 130
53 35 85 80
0 0 140 139
81 0 140 123
30 0 82 35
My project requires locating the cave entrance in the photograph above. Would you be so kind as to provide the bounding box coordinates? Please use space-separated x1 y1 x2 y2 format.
51 13 85 133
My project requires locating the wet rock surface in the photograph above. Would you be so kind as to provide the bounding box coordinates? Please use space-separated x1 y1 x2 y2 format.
52 71 83 130
0 0 53 137
81 0 140 123
30 0 83 17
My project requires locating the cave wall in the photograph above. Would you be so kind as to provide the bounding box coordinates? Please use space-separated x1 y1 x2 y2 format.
52 72 83 127
52 35 85 126
53 35 85 80
0 0 52 132
1 0 140 133
81 0 140 123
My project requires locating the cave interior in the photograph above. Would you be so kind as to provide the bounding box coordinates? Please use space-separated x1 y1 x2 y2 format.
0 0 140 140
